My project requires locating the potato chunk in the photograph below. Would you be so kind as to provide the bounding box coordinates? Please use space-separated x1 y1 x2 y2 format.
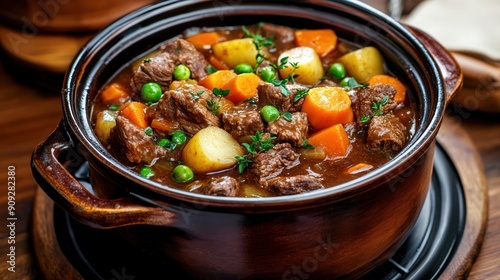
278 47 324 85
94 110 117 143
182 126 243 173
337 46 385 82
212 38 259 69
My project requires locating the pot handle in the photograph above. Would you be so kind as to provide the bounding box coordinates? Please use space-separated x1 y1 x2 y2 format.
407 26 463 103
31 121 176 229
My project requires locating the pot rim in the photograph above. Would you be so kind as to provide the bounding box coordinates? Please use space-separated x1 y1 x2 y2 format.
62 0 446 206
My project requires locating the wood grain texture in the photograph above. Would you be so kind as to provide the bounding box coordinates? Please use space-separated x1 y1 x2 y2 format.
31 189 82 279
437 117 489 279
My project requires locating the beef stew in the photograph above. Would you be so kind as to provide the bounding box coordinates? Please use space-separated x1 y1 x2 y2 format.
91 23 416 197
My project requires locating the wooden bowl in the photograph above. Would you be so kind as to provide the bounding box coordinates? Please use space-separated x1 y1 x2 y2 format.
31 1 462 278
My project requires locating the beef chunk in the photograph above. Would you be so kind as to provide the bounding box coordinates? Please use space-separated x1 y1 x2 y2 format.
260 23 295 50
351 84 398 125
266 175 324 195
131 39 209 98
131 52 175 97
313 79 338 88
204 176 239 197
109 116 167 164
367 114 408 152
159 39 210 80
257 82 308 112
267 112 308 147
251 143 300 181
151 84 220 135
221 103 264 139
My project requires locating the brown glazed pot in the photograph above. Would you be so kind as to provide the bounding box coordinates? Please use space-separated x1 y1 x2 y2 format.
31 1 462 279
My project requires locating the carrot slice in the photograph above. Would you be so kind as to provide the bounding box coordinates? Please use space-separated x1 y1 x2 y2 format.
301 86 354 131
209 55 230 70
120 101 149 128
368 74 406 103
226 73 263 104
307 124 350 158
294 29 337 57
101 83 129 105
346 163 374 175
151 118 178 133
186 32 221 49
198 70 237 91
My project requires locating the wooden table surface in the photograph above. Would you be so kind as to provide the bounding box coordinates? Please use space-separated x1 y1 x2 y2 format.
0 1 499 279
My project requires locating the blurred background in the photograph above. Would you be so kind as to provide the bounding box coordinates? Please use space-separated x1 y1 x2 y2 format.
0 0 156 90
0 0 498 111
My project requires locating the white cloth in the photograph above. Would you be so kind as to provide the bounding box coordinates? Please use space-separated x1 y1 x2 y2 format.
403 0 500 60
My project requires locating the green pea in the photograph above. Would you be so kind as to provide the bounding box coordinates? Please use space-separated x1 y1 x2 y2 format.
172 165 194 183
171 130 187 145
234 63 253 74
260 105 280 122
139 166 155 179
173 64 191 80
329 63 346 79
157 138 171 147
259 67 277 82
141 82 162 103
340 77 357 88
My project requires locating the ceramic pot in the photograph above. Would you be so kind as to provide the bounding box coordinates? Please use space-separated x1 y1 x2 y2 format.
31 1 462 278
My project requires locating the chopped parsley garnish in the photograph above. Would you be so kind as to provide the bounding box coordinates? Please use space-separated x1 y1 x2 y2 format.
269 56 300 96
242 131 276 155
269 56 292 70
235 155 252 174
213 87 230 97
282 112 293 122
206 99 221 115
189 90 204 101
206 65 217 74
205 88 229 115
360 95 389 123
236 131 276 173
372 95 389 114
301 139 315 150
294 89 309 103
360 115 372 123
143 58 151 63
242 25 275 71
243 97 257 105
271 79 291 96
